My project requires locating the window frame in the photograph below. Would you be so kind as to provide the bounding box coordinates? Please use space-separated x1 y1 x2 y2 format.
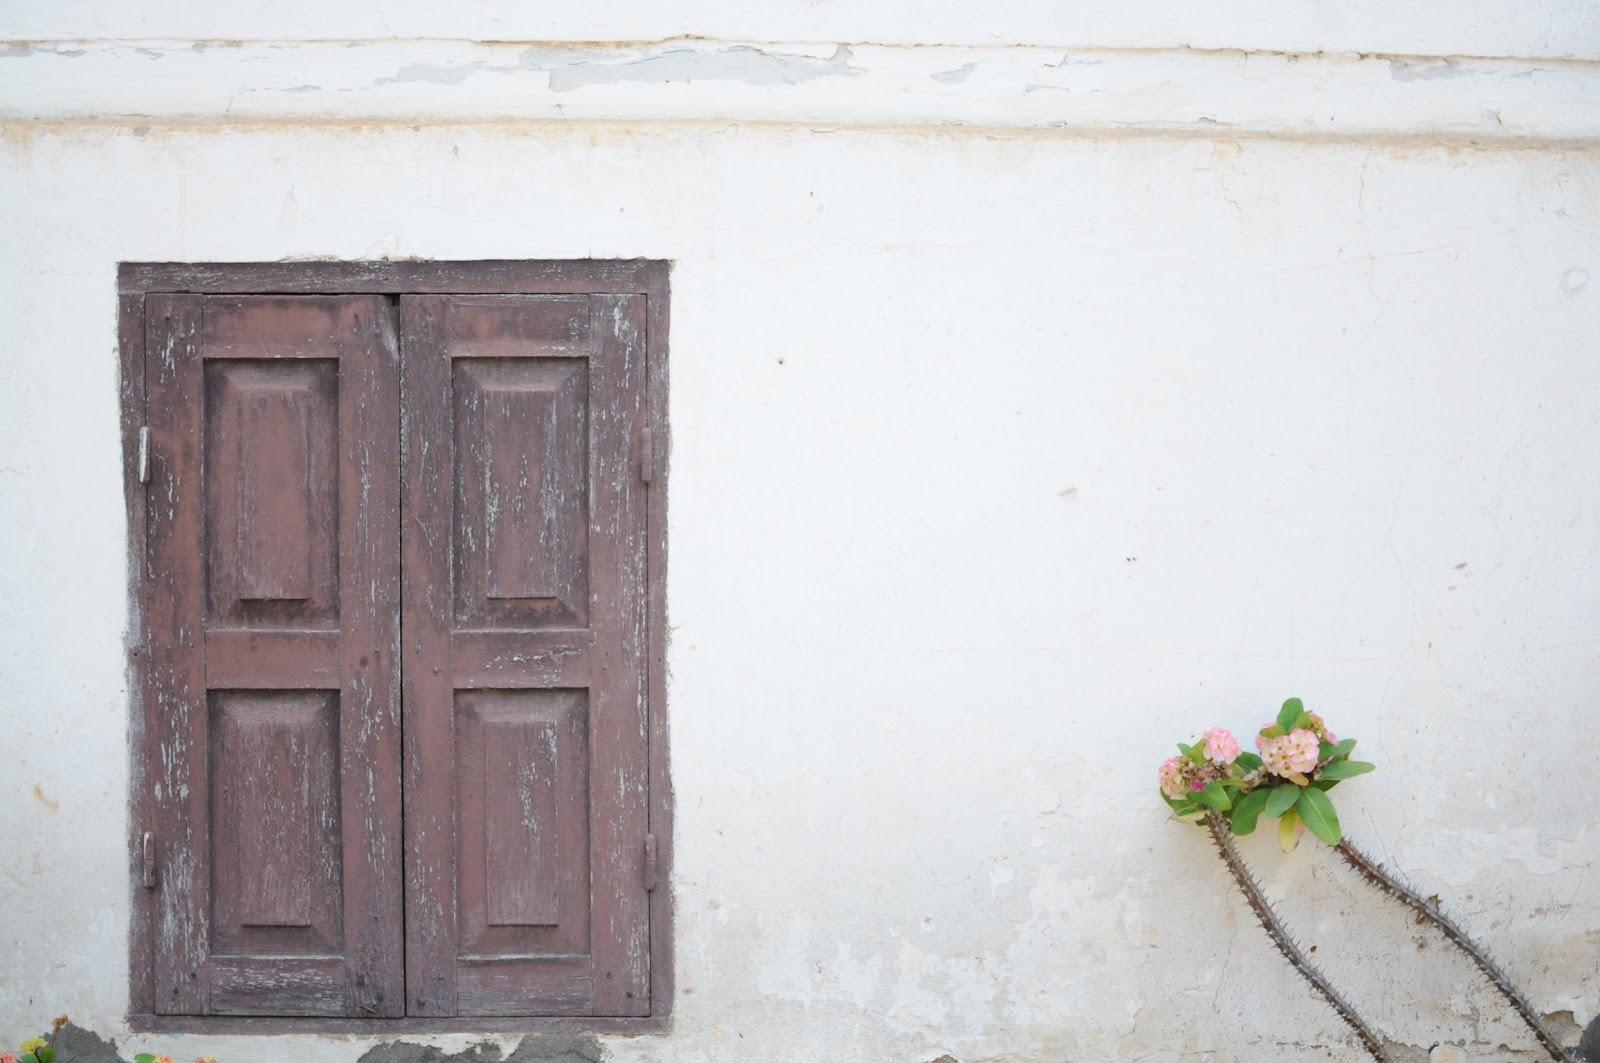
119 260 673 1034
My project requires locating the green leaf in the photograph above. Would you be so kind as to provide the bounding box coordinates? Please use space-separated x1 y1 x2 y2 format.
1258 723 1285 740
20 1053 39 1063
1318 760 1376 781
1318 739 1336 761
1278 807 1302 852
1297 786 1342 845
1331 738 1357 759
1277 697 1306 732
1229 789 1272 835
135 1055 157 1063
39 1049 56 1063
1161 791 1203 817
1177 742 1193 757
1195 782 1232 812
1264 784 1300 819
1235 752 1263 772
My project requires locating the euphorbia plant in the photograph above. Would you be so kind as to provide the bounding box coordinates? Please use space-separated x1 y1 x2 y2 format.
1161 698 1574 1063
1160 697 1375 849
1161 701 1389 1060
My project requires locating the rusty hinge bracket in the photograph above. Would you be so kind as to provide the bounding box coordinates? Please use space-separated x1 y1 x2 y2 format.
137 426 151 484
141 830 157 889
643 833 658 892
639 426 654 484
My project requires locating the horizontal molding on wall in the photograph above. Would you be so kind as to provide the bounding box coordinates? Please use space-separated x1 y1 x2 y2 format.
6 0 1598 61
3 38 1598 143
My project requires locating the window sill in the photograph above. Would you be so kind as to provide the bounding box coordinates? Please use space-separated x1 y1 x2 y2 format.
127 1012 669 1036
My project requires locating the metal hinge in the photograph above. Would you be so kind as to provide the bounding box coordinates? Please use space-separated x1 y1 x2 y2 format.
141 830 157 889
639 426 654 484
137 426 151 484
643 833 658 892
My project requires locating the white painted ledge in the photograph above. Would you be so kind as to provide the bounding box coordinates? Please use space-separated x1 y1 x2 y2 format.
3 39 1598 143
6 0 1599 61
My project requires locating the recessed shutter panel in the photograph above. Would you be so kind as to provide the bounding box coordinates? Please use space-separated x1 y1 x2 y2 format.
145 294 404 1016
400 294 651 1017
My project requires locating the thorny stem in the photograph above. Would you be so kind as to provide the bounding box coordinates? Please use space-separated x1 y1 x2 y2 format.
1204 813 1391 1062
1335 836 1575 1063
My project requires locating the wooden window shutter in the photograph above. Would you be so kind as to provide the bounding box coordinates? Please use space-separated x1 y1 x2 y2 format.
132 264 664 1025
399 294 652 1017
144 295 405 1016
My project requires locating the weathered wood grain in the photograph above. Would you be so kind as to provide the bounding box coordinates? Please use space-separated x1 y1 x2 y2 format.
145 294 404 1017
401 293 651 1017
586 293 651 1016
643 269 674 1023
335 295 407 1018
122 289 155 1019
120 260 667 297
146 294 210 1015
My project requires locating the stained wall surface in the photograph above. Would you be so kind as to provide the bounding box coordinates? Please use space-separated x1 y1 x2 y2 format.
1 4 1597 1061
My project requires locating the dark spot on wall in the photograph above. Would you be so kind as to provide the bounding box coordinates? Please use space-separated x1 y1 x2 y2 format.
358 1033 605 1063
359 1043 500 1063
1577 1011 1600 1062
45 1024 123 1063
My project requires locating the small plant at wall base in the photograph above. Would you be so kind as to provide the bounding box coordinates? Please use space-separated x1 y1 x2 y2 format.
2 1038 56 1063
4 1016 65 1063
1159 698 1576 1063
1 1018 217 1063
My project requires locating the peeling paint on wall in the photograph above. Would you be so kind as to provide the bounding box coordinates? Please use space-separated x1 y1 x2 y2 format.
544 43 862 91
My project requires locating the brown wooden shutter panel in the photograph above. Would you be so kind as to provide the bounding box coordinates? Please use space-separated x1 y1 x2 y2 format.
400 294 652 1017
145 295 405 1016
139 273 657 1022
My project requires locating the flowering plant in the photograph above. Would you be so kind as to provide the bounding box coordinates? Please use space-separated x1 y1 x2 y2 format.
2 1037 55 1063
1158 697 1375 848
1157 701 1576 1062
0 1019 218 1063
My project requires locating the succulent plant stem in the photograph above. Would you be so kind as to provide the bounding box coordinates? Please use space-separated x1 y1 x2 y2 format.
1204 813 1391 1062
1335 836 1574 1063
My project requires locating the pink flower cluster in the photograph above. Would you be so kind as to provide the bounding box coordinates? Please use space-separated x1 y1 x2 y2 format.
1201 726 1241 764
1255 711 1338 783
1158 700 1376 845
1257 728 1319 776
1158 727 1242 798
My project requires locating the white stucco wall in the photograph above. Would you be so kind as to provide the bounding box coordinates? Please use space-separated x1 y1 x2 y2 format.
2 4 1598 1062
